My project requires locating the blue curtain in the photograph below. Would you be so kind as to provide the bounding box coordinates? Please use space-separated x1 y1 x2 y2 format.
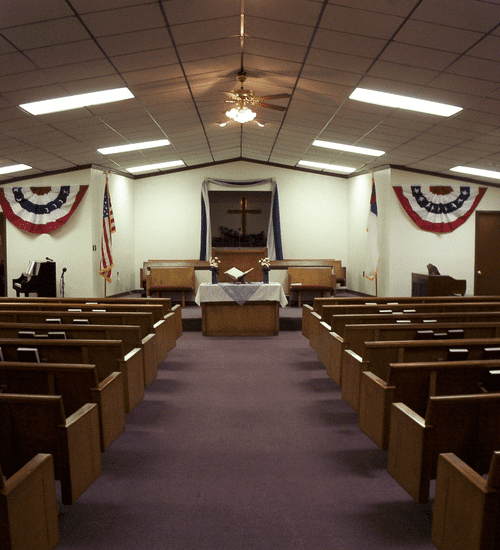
200 178 283 261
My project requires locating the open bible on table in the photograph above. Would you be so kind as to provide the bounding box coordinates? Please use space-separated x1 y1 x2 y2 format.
224 267 254 283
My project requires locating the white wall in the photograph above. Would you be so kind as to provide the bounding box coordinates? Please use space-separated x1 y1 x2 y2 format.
4 161 500 298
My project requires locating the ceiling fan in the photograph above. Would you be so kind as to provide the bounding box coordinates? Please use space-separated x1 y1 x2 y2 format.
226 70 291 112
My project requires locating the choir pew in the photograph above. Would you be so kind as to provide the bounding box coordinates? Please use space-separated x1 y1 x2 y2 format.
341 337 500 412
0 394 101 505
387 393 500 503
0 337 144 414
0 454 59 550
323 320 500 386
359 359 500 449
0 321 156 387
0 362 125 451
432 451 500 550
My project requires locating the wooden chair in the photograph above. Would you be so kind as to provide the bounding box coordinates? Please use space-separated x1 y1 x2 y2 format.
287 267 336 307
387 393 500 503
0 454 59 550
432 451 500 550
0 393 102 505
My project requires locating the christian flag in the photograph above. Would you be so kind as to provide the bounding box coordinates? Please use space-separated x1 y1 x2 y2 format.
99 180 116 282
366 176 379 281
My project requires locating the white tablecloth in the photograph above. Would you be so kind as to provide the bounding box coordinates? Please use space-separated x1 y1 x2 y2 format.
195 282 288 307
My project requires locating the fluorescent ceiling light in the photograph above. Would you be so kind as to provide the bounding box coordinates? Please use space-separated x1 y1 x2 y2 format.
0 163 32 175
98 139 170 155
450 165 500 179
19 87 134 115
349 87 462 117
298 160 356 174
313 139 385 157
127 160 185 174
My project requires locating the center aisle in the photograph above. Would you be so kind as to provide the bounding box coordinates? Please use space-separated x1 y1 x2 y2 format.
58 332 435 550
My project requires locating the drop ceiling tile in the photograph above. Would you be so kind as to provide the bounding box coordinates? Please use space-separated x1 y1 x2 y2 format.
367 60 439 85
2 18 89 49
169 17 240 46
245 18 315 47
321 4 405 39
379 42 459 71
448 55 500 82
162 0 239 25
312 28 386 58
0 0 74 27
98 27 173 57
81 4 164 38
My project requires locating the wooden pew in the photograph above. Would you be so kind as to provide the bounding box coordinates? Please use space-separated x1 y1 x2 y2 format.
0 362 125 451
0 394 101 505
387 393 500 503
341 336 500 412
359 359 500 450
0 337 144 414
287 267 336 307
146 267 195 307
324 320 500 386
0 301 173 362
432 451 500 550
0 308 159 375
0 321 157 388
0 454 59 550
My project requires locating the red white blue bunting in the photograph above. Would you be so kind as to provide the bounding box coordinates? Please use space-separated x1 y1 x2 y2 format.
393 185 487 233
0 185 88 234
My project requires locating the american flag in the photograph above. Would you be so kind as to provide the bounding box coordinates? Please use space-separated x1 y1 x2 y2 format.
99 179 116 282
365 175 379 281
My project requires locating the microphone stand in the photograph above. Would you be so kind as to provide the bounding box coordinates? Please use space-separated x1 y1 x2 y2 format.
60 268 67 297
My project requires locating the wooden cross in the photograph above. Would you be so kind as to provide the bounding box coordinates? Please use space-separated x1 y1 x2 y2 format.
228 197 261 236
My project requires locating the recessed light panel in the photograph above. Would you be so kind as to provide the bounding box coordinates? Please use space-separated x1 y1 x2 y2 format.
98 139 171 155
450 166 500 179
313 140 385 157
0 163 32 175
20 88 134 115
298 160 356 174
350 87 462 117
127 160 185 174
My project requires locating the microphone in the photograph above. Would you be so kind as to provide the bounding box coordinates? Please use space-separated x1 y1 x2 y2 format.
62 268 67 273
46 257 54 262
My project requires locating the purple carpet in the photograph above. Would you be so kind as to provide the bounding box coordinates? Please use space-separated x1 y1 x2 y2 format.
56 331 435 550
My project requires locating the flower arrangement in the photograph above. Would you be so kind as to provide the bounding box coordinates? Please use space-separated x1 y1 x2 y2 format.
209 256 220 268
259 257 271 269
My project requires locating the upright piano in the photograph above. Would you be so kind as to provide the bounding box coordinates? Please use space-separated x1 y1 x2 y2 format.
412 272 467 297
12 260 57 297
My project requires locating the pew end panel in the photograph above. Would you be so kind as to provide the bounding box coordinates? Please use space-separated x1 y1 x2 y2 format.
0 454 59 550
316 321 332 370
358 371 395 450
301 304 314 339
308 312 322 353
117 347 145 413
432 452 500 550
171 303 183 339
387 402 432 503
326 331 344 385
341 348 370 411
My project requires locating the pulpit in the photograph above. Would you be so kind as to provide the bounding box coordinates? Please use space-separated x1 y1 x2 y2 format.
211 248 267 283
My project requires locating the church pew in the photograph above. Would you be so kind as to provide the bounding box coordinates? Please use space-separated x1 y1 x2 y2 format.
307 300 500 351
0 362 125 452
323 320 500 385
287 267 336 307
358 359 500 450
387 393 500 503
0 453 59 550
341 336 500 412
0 308 160 371
0 321 157 387
0 394 101 505
146 267 195 307
0 301 173 361
432 451 500 550
0 338 144 414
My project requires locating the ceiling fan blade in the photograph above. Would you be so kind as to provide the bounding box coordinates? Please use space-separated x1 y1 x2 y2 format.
253 93 291 101
254 101 287 111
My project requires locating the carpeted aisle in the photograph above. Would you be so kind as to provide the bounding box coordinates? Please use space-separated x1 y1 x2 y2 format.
57 331 435 550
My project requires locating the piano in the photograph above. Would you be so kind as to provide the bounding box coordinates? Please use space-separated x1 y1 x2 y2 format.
13 260 57 297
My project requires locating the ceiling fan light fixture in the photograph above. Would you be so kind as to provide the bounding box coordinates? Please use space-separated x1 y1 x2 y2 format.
226 106 256 123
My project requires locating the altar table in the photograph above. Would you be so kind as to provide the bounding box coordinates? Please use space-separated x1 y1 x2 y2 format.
195 282 288 336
